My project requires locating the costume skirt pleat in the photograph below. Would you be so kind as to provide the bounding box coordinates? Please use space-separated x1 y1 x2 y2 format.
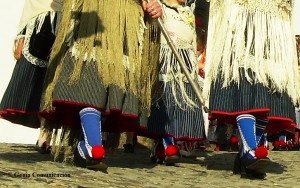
0 55 46 128
209 68 297 133
146 83 206 141
41 52 140 132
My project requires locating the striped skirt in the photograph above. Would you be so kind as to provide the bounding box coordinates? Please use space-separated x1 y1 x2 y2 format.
0 55 46 128
209 68 297 133
40 52 140 132
145 82 206 141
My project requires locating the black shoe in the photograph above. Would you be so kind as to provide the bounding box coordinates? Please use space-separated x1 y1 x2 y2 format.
241 169 267 179
150 140 165 164
233 153 241 174
35 140 51 154
241 156 271 171
150 153 164 164
164 154 180 166
73 146 87 168
123 144 134 153
73 146 108 171
233 153 268 179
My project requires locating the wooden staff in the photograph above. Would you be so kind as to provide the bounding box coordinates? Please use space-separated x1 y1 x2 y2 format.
147 0 209 112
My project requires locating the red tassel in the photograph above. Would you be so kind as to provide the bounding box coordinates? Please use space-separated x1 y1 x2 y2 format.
273 141 279 147
255 146 268 158
165 145 179 156
91 145 105 159
229 136 239 145
214 144 221 151
278 140 286 146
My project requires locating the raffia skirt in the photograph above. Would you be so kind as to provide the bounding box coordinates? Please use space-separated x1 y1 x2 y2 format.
0 55 46 128
40 52 141 132
208 68 297 133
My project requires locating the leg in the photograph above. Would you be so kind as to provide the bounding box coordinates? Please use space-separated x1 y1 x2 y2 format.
123 132 135 153
73 107 107 171
234 114 270 179
255 119 268 147
35 119 53 154
162 136 179 165
150 135 179 165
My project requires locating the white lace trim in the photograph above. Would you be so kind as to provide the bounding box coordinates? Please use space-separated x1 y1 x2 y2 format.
20 12 60 67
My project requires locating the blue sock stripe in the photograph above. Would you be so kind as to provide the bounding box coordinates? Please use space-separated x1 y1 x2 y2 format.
256 124 266 129
77 141 87 159
162 136 174 149
81 127 94 157
279 135 286 142
79 107 101 117
259 133 267 146
255 119 268 144
236 114 255 122
256 119 268 125
80 112 101 119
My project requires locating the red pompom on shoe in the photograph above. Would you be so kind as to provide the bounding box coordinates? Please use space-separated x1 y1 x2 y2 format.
91 145 105 159
214 144 221 151
229 136 239 145
278 140 286 147
273 140 279 147
255 146 268 158
165 145 179 156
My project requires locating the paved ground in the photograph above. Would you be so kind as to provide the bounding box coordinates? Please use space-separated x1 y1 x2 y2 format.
0 142 300 188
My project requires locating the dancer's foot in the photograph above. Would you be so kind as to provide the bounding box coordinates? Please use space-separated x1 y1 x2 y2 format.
35 140 51 154
150 141 165 164
74 145 108 171
123 144 134 153
272 140 288 151
164 145 180 166
233 153 270 179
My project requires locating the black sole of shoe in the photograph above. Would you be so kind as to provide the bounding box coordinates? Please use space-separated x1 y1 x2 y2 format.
246 158 271 170
86 162 108 171
241 173 267 179
164 155 180 166
74 146 108 171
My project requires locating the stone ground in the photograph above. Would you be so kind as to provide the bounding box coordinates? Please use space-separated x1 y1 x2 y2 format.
0 142 300 188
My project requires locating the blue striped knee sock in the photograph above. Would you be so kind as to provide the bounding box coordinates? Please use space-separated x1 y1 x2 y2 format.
256 119 268 145
162 136 175 149
79 107 104 159
162 136 179 156
236 114 256 159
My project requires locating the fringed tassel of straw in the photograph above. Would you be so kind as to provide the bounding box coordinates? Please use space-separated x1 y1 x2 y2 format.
42 0 83 110
50 128 61 161
95 0 160 114
139 19 161 116
39 118 62 161
63 127 81 164
69 0 99 84
94 0 126 90
50 126 81 163
124 1 144 93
